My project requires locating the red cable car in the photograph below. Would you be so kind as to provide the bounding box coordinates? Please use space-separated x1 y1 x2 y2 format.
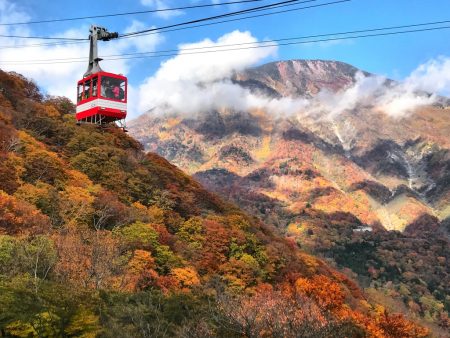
76 26 127 128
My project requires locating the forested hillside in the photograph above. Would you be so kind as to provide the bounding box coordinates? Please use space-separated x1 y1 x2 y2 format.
130 60 450 336
0 70 431 337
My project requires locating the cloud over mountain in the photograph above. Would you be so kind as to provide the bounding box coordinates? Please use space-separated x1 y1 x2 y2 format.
1 0 449 120
137 49 450 119
136 30 286 114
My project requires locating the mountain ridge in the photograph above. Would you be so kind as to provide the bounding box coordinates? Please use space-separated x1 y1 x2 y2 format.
129 58 450 333
1 69 437 336
130 59 450 223
233 59 371 98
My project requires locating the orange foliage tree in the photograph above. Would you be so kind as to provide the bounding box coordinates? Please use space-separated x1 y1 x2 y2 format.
53 225 121 289
0 190 50 234
295 275 345 312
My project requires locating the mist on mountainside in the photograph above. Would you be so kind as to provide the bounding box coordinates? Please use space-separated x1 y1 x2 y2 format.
129 57 450 333
133 33 450 119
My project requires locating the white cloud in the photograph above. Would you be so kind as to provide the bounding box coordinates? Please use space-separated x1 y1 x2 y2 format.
0 25 92 100
314 57 450 118
376 90 435 118
120 20 164 53
0 0 33 65
140 0 184 19
403 56 450 96
136 30 291 114
294 57 450 119
315 73 386 118
373 57 450 117
0 0 30 36
310 63 446 119
155 30 277 82
137 52 450 120
0 0 163 118
2 0 449 122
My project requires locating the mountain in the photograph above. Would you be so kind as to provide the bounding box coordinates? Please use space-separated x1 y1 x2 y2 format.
0 70 434 336
131 59 450 231
233 60 370 97
129 59 450 333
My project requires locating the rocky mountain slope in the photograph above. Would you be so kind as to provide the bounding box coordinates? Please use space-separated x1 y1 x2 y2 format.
1 69 436 336
233 60 369 98
132 60 450 231
129 59 450 332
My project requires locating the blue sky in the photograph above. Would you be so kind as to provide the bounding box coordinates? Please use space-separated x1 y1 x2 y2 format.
1 0 450 117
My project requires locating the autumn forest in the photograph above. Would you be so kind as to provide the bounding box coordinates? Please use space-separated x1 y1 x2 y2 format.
0 70 444 337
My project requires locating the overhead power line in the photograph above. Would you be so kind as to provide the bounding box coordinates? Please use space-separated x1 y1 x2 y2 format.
120 0 321 37
0 0 266 26
4 20 450 63
98 19 450 57
0 0 330 41
1 22 449 66
0 34 86 41
0 40 86 49
118 0 350 40
0 0 342 46
100 26 450 61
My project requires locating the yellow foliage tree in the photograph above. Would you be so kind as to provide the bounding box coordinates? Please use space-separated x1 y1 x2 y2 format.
171 266 201 290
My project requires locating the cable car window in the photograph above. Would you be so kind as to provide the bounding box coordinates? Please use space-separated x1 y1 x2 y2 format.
84 80 91 100
119 81 126 101
101 76 126 101
77 83 83 102
92 77 98 97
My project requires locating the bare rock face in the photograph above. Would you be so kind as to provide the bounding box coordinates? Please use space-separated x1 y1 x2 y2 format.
129 59 450 232
233 60 367 98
